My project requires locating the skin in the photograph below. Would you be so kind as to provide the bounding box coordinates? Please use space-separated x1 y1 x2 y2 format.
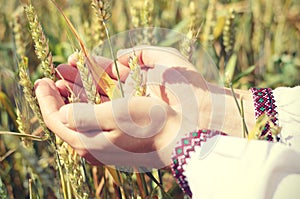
34 46 256 168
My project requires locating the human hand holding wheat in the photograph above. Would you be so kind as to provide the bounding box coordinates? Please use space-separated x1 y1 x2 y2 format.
35 46 256 168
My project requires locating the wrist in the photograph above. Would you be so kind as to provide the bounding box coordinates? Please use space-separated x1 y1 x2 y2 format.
199 83 256 137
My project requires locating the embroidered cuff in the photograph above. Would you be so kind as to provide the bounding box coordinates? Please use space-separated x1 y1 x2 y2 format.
170 129 226 197
250 88 279 141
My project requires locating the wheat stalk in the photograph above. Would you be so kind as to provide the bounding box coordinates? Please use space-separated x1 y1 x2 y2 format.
228 82 249 137
56 62 92 197
18 56 68 198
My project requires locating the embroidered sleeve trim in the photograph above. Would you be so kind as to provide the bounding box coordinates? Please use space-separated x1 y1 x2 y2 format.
250 88 279 141
170 129 227 197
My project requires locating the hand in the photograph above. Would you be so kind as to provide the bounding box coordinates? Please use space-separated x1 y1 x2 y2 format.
35 46 256 168
35 78 184 167
56 46 256 136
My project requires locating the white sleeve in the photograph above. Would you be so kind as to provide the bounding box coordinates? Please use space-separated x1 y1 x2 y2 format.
273 86 300 152
184 136 300 199
173 86 300 198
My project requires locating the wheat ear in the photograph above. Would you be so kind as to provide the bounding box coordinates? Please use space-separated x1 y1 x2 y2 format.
92 0 124 97
128 53 146 96
18 57 51 139
75 50 101 104
24 4 55 80
223 9 236 59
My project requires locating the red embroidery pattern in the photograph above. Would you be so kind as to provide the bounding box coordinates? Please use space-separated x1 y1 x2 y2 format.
250 88 279 141
170 129 226 197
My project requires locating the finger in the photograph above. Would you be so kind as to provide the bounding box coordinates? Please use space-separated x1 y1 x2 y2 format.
55 79 110 103
56 64 82 86
55 79 73 98
55 79 87 102
92 55 130 82
34 78 117 166
117 45 194 68
63 96 175 136
34 78 65 113
34 78 79 144
59 102 115 132
67 53 78 67
56 64 119 96
67 54 131 82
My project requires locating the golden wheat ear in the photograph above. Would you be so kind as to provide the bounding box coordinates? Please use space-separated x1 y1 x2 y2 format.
24 4 55 80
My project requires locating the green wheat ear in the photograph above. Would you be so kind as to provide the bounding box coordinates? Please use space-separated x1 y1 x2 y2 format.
18 57 50 139
24 4 55 80
223 9 236 59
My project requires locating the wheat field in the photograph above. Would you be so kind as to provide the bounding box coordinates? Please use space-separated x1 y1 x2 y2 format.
0 0 299 198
